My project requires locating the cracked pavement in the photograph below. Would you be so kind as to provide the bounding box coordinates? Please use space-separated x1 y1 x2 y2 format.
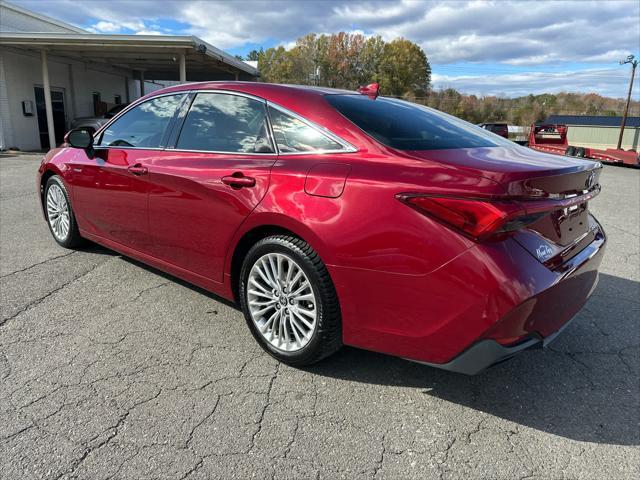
1 154 638 479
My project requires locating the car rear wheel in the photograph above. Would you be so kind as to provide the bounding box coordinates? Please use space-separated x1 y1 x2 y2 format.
239 235 342 366
44 175 83 248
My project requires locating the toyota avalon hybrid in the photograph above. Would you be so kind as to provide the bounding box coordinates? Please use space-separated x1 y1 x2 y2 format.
38 82 606 374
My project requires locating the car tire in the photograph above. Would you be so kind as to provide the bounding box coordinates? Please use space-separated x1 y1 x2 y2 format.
565 146 576 156
44 175 84 249
575 147 586 158
239 235 342 366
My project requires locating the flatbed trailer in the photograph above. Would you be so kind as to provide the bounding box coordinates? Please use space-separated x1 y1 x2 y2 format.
528 124 639 167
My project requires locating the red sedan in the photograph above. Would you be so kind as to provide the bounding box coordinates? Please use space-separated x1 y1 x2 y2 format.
38 82 605 374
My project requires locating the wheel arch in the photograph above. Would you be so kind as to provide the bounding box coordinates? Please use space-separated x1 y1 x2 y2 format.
39 166 64 217
226 214 332 303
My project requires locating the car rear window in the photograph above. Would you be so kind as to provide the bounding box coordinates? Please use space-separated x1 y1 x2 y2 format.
325 95 512 150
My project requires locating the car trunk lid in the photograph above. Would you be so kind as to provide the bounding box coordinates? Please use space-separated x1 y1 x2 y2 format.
401 146 603 265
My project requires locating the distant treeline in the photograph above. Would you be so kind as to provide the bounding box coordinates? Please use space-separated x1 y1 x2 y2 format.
420 90 639 125
238 32 638 125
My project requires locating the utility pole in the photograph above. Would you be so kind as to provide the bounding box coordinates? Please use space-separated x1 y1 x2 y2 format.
617 55 638 150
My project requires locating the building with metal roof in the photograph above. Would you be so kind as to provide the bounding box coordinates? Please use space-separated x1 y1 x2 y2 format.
545 115 640 128
0 1 259 151
544 115 639 151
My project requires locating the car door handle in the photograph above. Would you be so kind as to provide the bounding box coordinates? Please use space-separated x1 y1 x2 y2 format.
222 174 256 188
128 164 148 176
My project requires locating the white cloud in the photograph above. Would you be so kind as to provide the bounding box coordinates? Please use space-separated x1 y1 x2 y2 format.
16 0 639 63
90 20 120 33
432 68 636 98
11 0 640 96
135 30 163 36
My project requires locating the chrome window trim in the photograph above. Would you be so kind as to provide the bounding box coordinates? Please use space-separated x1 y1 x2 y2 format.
266 101 358 155
157 148 277 156
93 88 357 156
95 146 166 151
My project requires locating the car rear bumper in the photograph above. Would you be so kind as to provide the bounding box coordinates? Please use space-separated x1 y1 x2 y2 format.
407 313 577 375
332 215 606 373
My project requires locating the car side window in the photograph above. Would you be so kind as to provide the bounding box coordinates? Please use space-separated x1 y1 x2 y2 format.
176 93 274 154
98 94 183 148
268 106 344 153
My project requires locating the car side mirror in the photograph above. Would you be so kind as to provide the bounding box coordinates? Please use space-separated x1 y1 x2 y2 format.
65 128 95 158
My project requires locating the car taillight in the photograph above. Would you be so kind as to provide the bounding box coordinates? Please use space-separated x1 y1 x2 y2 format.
396 194 546 241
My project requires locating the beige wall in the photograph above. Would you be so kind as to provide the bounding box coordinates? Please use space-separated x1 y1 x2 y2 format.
0 48 137 151
567 125 640 151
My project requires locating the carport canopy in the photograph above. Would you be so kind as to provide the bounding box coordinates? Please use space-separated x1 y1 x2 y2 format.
0 32 259 148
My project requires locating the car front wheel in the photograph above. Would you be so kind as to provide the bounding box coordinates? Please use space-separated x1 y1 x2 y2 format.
44 175 83 248
239 235 342 366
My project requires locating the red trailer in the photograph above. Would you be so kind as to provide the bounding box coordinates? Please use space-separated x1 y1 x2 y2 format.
528 123 639 167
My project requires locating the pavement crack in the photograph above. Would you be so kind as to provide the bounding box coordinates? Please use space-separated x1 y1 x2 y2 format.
283 416 300 459
465 417 487 444
0 251 77 278
178 457 204 480
54 388 163 479
130 281 171 302
248 362 280 453
1 259 109 328
185 395 222 449
604 223 639 238
372 434 387 478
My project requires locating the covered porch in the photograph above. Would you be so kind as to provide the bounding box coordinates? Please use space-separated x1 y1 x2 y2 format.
0 32 259 149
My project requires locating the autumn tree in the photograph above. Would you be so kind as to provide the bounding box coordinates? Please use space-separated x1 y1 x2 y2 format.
256 32 638 124
314 32 368 89
258 32 431 95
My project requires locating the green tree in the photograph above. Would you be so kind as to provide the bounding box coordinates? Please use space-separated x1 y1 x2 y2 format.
289 33 324 85
246 49 262 61
258 46 294 84
377 38 431 98
359 35 385 85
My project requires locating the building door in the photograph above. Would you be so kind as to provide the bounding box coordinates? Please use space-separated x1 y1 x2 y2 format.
34 87 66 149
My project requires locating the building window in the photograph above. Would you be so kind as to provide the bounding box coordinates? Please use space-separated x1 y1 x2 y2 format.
114 95 122 105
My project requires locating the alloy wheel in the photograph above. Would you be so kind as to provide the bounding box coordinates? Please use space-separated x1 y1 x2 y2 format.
46 183 70 241
247 252 317 352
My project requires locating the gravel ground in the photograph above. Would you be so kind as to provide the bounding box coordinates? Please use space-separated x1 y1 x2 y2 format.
1 153 638 480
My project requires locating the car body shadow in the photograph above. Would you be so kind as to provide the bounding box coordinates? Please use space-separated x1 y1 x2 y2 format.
306 273 639 446
85 240 637 445
116 253 240 311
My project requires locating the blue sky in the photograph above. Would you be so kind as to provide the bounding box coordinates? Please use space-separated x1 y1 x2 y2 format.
13 0 640 98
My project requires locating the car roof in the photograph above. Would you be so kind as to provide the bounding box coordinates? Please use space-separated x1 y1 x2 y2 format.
143 81 373 145
148 81 356 102
134 82 395 154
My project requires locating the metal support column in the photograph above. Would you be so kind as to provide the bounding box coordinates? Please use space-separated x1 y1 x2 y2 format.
179 52 186 83
125 75 130 103
41 50 56 149
139 70 145 96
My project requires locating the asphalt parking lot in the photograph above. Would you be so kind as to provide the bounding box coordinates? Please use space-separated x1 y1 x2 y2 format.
1 153 638 479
